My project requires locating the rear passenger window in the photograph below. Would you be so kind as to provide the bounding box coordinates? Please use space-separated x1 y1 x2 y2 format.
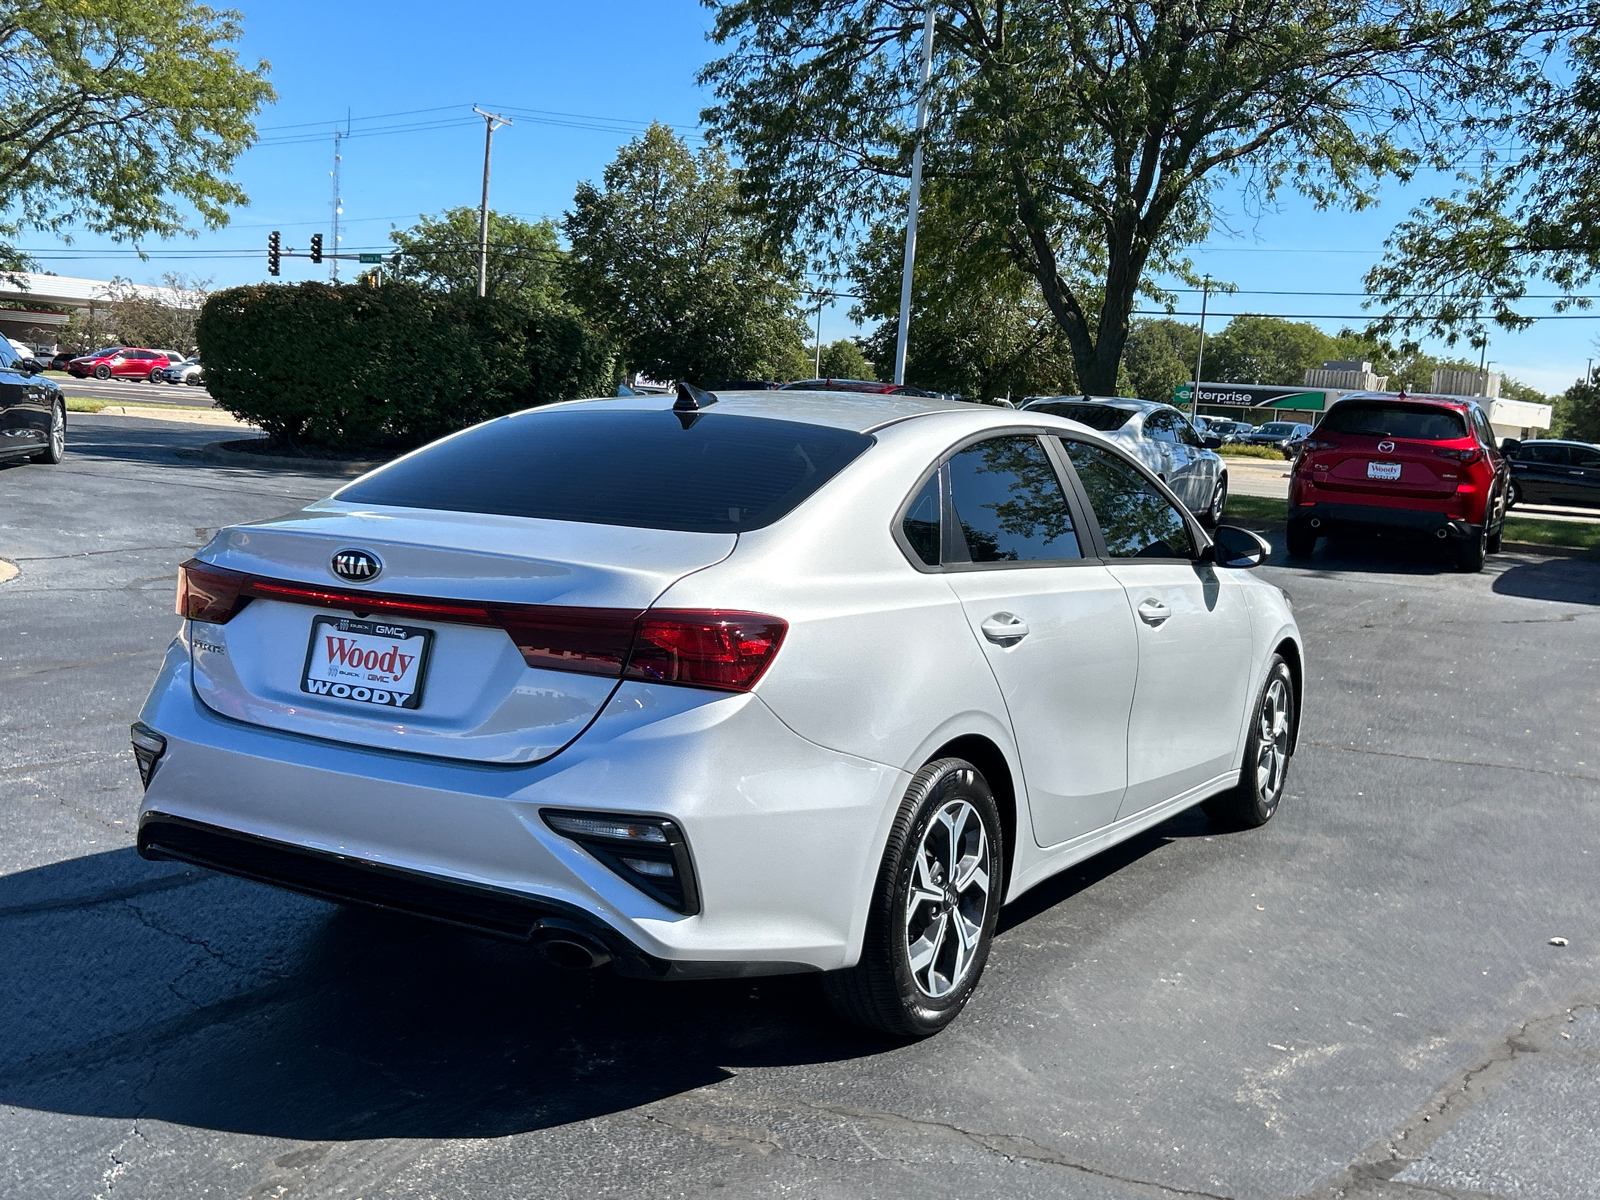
902 474 941 566
947 436 1081 563
1058 438 1195 559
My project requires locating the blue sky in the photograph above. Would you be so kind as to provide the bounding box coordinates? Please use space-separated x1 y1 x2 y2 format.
31 0 1593 396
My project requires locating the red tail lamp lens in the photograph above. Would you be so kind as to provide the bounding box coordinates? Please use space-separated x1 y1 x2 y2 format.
1302 439 1339 452
176 560 250 623
1434 447 1482 464
625 611 787 692
499 609 639 676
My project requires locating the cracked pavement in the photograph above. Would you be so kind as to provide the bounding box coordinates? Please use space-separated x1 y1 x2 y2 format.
1 413 1598 1199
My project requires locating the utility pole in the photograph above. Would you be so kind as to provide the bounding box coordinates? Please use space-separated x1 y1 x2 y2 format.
893 5 936 387
1190 274 1211 420
330 113 347 283
473 107 512 298
814 297 825 376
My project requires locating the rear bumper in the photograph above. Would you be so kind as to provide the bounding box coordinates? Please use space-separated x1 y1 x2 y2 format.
1290 501 1481 540
135 638 908 976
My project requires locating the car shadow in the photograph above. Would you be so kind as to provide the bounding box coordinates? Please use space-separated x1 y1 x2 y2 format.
1256 529 1464 576
1492 556 1600 605
0 849 895 1141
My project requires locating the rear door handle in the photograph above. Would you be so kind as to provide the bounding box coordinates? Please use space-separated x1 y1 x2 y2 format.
980 612 1029 645
1137 599 1171 626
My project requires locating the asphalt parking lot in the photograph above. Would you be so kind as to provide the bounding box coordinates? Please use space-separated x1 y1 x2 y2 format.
2 413 1598 1200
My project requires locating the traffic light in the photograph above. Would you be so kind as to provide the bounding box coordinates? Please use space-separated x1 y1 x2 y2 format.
267 230 281 276
310 233 323 264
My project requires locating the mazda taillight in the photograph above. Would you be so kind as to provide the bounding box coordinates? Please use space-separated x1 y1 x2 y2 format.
176 560 251 623
624 611 787 692
1302 438 1339 452
1434 447 1482 465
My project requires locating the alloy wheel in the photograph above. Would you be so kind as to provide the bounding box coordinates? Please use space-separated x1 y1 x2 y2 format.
49 404 64 458
904 798 991 999
1255 676 1291 804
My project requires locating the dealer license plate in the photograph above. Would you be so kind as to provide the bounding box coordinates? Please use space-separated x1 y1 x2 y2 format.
301 615 432 709
1366 461 1402 481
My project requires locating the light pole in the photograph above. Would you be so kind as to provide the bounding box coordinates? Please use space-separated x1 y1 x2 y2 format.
814 297 825 376
1190 274 1211 420
893 5 936 387
473 107 512 299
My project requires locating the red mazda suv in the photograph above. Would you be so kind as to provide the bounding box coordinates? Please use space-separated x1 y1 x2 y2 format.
1287 393 1510 571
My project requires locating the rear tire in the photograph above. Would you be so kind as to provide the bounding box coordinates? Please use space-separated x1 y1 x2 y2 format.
823 758 1003 1037
30 402 64 464
147 367 164 383
1285 519 1317 558
1204 656 1295 829
1456 524 1487 572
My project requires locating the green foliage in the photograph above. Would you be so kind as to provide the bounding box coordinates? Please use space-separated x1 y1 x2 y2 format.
816 337 871 380
564 123 810 384
850 186 1077 399
196 282 614 449
1123 319 1199 402
391 208 565 309
62 272 211 354
1553 378 1600 442
0 0 274 253
702 1 1480 394
1206 315 1338 386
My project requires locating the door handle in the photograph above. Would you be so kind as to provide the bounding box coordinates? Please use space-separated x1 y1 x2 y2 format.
1137 598 1172 626
980 612 1029 645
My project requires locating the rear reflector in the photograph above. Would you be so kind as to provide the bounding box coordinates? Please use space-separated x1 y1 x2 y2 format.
175 560 786 692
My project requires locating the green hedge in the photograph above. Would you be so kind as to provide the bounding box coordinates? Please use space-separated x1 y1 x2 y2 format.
196 282 615 449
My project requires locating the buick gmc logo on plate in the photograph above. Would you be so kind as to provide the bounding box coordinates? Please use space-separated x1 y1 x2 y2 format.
331 548 382 582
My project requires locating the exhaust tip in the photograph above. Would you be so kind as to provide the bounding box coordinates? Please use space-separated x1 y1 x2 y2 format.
1435 527 1450 539
538 937 612 971
1309 518 1322 529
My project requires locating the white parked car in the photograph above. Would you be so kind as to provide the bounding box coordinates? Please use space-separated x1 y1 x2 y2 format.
132 386 1302 1035
1021 396 1228 525
162 356 204 385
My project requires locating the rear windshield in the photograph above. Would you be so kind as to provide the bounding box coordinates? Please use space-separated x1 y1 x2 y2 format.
337 406 874 533
1319 402 1467 441
1027 402 1133 431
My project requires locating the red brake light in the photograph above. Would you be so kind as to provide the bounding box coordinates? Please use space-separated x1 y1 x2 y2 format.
176 560 250 622
1434 447 1482 465
1302 438 1339 451
624 611 787 692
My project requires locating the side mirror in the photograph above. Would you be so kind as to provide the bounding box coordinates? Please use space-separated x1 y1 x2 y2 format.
1205 524 1271 569
1500 438 1520 457
15 357 41 375
1202 434 1223 449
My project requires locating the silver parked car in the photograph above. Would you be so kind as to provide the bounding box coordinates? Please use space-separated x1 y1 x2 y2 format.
1021 396 1229 525
162 356 204 385
132 387 1300 1036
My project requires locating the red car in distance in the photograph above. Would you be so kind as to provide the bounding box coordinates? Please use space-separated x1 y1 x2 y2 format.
1287 392 1511 572
67 347 187 383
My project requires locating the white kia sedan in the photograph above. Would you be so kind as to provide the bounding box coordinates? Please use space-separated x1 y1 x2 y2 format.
132 387 1301 1036
1021 396 1229 525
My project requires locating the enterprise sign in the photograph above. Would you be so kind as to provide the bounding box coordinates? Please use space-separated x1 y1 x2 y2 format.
1173 383 1327 411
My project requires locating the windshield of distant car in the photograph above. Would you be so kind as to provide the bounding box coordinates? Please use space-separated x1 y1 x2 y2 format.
1259 423 1296 435
92 347 122 357
1026 402 1134 431
338 407 875 533
1318 402 1467 441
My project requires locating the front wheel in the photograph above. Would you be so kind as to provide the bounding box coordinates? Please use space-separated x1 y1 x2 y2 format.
93 364 111 380
1204 656 1295 828
1201 475 1227 528
31 402 64 464
823 758 1004 1037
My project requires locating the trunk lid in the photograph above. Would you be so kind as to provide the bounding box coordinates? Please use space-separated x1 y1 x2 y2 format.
188 502 736 763
1312 434 1461 499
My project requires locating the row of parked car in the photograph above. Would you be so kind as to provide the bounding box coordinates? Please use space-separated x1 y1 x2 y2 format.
50 346 204 385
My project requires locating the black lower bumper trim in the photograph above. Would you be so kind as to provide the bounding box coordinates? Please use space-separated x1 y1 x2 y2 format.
1292 502 1480 540
136 812 673 977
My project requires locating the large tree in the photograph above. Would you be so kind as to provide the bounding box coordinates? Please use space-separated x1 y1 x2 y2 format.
851 184 1077 399
1365 5 1595 348
701 0 1492 394
564 123 810 384
0 0 273 253
391 208 565 310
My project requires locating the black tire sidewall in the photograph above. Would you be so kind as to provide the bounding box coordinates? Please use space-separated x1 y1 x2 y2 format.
1240 658 1295 823
877 760 1004 1034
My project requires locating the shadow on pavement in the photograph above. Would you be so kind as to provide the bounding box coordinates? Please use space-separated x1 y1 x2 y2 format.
1492 556 1600 605
0 849 890 1140
0 807 1220 1141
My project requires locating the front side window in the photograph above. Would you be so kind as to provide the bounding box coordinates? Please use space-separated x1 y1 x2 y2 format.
1058 438 1195 559
1519 443 1564 464
1175 417 1204 447
946 436 1081 563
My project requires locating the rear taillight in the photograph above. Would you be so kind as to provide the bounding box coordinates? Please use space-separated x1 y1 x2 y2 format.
176 559 787 691
176 559 251 623
1302 438 1339 451
624 611 787 692
1434 447 1482 465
